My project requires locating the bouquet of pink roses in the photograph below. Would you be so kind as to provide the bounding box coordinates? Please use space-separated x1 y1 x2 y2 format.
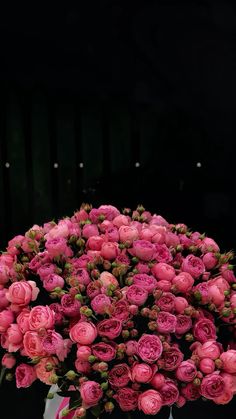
0 204 236 419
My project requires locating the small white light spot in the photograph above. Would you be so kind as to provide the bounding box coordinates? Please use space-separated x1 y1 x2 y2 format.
135 162 140 168
79 162 84 168
196 162 202 168
5 162 10 168
53 163 59 169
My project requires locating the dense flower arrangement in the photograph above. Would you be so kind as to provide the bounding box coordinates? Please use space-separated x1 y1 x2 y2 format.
0 204 236 418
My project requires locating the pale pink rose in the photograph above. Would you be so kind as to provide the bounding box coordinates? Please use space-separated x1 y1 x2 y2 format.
126 285 148 306
151 263 175 281
0 289 9 309
70 321 97 344
176 360 197 382
132 274 157 293
45 221 69 239
200 373 225 400
199 358 215 374
131 363 156 383
0 309 14 333
156 312 177 334
7 235 24 255
16 309 31 333
220 350 236 373
23 331 46 358
100 242 119 260
138 389 163 415
76 345 92 361
82 224 99 239
150 373 165 390
196 341 221 360
5 324 23 352
0 264 10 284
61 294 81 317
182 255 205 278
29 306 55 330
1 353 16 369
174 297 189 314
43 273 65 292
80 380 103 407
91 294 111 314
16 364 37 388
86 236 104 250
37 263 56 280
113 215 130 227
199 237 220 253
202 253 218 270
119 226 139 244
75 360 91 374
35 356 58 384
6 281 39 309
45 237 69 258
99 271 119 289
131 240 156 261
172 272 194 293
160 381 179 405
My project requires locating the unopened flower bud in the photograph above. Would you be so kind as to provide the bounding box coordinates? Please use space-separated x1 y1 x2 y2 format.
47 392 55 399
73 407 86 418
97 362 108 372
148 321 157 331
122 330 130 339
104 402 115 413
5 373 14 381
65 370 77 380
49 374 59 384
88 356 97 363
100 381 108 391
45 363 54 372
185 333 194 342
215 359 223 369
130 329 138 338
193 378 201 386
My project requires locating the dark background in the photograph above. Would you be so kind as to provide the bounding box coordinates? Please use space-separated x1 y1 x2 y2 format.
0 1 236 418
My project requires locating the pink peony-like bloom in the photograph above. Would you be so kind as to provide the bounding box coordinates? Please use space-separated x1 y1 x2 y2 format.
99 271 119 289
37 263 56 280
196 340 221 360
109 363 130 388
175 315 192 336
16 364 37 388
92 342 116 362
160 381 179 406
172 272 194 293
154 244 172 263
110 299 130 322
199 358 215 374
150 373 165 390
182 255 205 279
23 331 46 358
174 297 188 314
0 309 14 333
29 306 55 330
6 281 39 309
131 363 156 383
80 380 103 407
151 262 175 281
199 237 220 253
119 226 139 244
132 274 157 294
86 235 104 251
220 350 236 373
181 382 200 401
156 292 175 312
113 214 130 227
97 318 122 340
70 321 97 345
138 389 163 415
135 262 150 274
5 324 23 352
126 285 148 306
200 373 226 400
131 240 156 261
125 340 138 356
75 360 91 374
137 334 163 363
159 347 184 371
7 235 24 255
176 360 197 382
42 330 65 360
76 345 92 361
45 237 68 258
114 387 139 411
0 289 9 310
43 273 65 292
101 242 119 260
156 311 177 334
202 252 218 270
35 356 58 385
61 294 81 317
82 224 99 239
91 294 111 315
0 264 10 285
16 309 31 333
193 319 216 343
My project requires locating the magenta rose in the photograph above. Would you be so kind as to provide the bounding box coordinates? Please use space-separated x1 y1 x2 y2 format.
80 380 103 407
150 373 165 390
37 263 56 280
109 363 130 388
193 319 216 343
172 272 194 293
49 303 64 326
131 240 156 261
154 244 172 263
174 297 189 314
136 262 150 274
200 373 226 400
131 363 156 383
220 350 236 373
156 312 177 334
126 340 138 356
199 237 220 253
106 226 120 242
181 382 200 400
29 306 55 330
0 289 9 310
86 281 101 299
45 237 68 258
70 321 97 344
110 299 130 321
15 364 36 388
159 347 184 371
151 263 175 281
132 274 157 293
160 381 179 406
182 255 205 279
61 294 81 317
114 387 139 412
82 224 99 239
156 292 176 312
92 342 116 361
43 274 65 292
126 285 148 306
42 330 65 360
137 334 163 363
176 360 197 382
202 253 218 270
97 318 122 339
138 390 163 415
91 294 111 315
175 315 192 336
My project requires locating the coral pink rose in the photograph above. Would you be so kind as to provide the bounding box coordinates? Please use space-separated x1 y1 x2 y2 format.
172 272 194 293
138 390 163 415
151 263 175 281
100 242 119 260
16 309 30 333
119 226 139 244
0 309 14 333
200 373 225 400
220 350 236 373
5 324 23 352
109 363 130 388
182 255 205 279
176 360 197 382
23 331 46 358
131 240 156 261
6 281 39 309
137 334 163 363
131 363 156 383
70 321 97 344
126 285 148 306
114 388 139 411
29 306 55 330
132 274 157 294
80 380 103 407
91 294 111 315
160 381 179 405
43 274 65 292
97 319 122 339
92 342 116 362
16 364 37 388
193 319 216 343
156 312 177 334
35 356 58 384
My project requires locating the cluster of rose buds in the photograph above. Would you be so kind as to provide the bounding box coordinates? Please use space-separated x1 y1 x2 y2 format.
0 204 236 418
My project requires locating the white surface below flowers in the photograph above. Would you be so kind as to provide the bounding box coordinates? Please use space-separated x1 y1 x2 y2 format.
44 385 65 419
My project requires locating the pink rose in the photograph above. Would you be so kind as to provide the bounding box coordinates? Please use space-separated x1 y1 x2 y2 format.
92 342 116 361
35 356 58 384
86 281 101 299
196 341 221 360
136 262 150 274
174 297 189 314
154 244 172 263
82 224 99 239
5 324 23 352
181 382 200 400
86 235 104 250
132 274 157 294
44 221 69 239
0 309 14 333
114 387 139 412
16 309 31 333
138 389 163 415
70 321 97 344
165 232 180 247
72 268 91 286
43 273 65 292
45 237 68 258
131 363 156 383
0 253 14 267
23 331 46 358
220 350 236 373
131 240 156 261
37 263 56 280
151 215 169 226
0 289 9 310
159 347 184 371
61 294 81 317
193 283 210 305
105 226 120 242
200 373 225 400
16 364 36 388
221 265 236 283
182 255 205 279
97 318 122 339
75 360 91 374
7 235 24 255
137 334 163 363
0 264 10 284
176 396 186 408
1 353 16 369
175 315 192 336
29 306 55 330
156 312 177 334
202 253 218 270
156 280 172 291
208 285 225 306
109 363 130 387
91 294 111 315
213 388 233 405
172 272 194 293
49 303 64 326
160 381 179 405
193 319 216 343
101 242 119 260
151 263 175 281
99 271 119 289
125 340 138 356
42 330 65 360
113 214 130 227
119 226 139 244
150 373 165 390
199 358 215 374
156 292 175 312
199 237 220 253
176 360 197 382
126 285 148 306
110 299 130 322
77 345 92 361
6 281 39 308
80 380 103 407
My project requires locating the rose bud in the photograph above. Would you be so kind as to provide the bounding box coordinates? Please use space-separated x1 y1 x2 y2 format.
130 329 138 337
104 402 115 414
74 407 86 418
1 354 16 369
